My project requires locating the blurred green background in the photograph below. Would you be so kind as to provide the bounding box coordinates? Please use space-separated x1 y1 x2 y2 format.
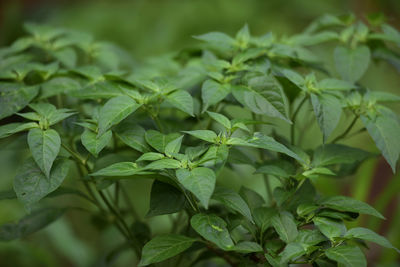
0 0 399 266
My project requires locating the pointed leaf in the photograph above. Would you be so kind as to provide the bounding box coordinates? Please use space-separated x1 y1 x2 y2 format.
139 234 196 266
81 129 112 157
190 213 234 250
98 95 141 136
325 245 367 267
334 45 370 83
28 128 61 178
176 167 216 208
165 90 194 116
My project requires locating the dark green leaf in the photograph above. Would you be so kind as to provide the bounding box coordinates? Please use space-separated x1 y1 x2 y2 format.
28 128 61 178
147 181 186 217
139 234 196 266
271 211 298 243
190 213 234 250
325 245 367 267
176 167 216 208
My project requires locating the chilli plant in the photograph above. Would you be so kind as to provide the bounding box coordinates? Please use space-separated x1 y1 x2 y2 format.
1 14 400 266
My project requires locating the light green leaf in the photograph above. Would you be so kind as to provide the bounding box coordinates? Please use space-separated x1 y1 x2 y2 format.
240 132 303 163
325 245 367 267
98 95 141 136
164 135 184 157
0 122 38 139
81 129 112 157
28 128 61 178
318 78 354 91
137 152 165 162
311 93 342 142
147 181 186 217
183 130 217 143
190 213 234 250
255 159 295 178
313 217 346 240
345 227 399 252
90 162 141 177
176 167 216 208
320 195 384 219
201 79 231 111
253 207 277 233
334 45 370 83
139 234 196 266
194 32 235 50
232 241 263 253
206 111 231 129
361 114 400 173
144 159 181 170
14 158 70 208
271 211 298 243
212 186 253 222
165 90 194 116
145 130 180 153
295 229 326 247
40 77 81 99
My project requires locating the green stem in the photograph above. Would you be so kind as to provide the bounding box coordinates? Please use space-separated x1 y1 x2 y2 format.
62 142 141 255
290 95 307 145
253 113 274 205
331 115 358 144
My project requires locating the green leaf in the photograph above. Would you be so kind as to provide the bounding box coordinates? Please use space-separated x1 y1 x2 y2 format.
0 122 38 139
164 135 184 157
334 45 370 83
271 211 298 243
0 83 39 120
279 243 306 264
194 32 235 51
190 213 234 250
176 167 216 208
325 245 367 267
318 78 354 91
212 186 253 222
183 130 217 143
361 114 400 173
239 132 303 163
40 77 81 99
345 227 399 252
313 217 346 240
145 130 180 153
232 241 263 253
313 144 369 167
81 129 112 157
90 162 141 177
27 128 61 178
147 181 186 217
201 79 231 111
239 186 265 209
255 159 295 178
114 122 149 152
253 207 277 233
165 90 194 116
295 229 326 247
0 208 65 241
144 159 181 170
139 234 196 266
98 95 141 136
320 195 384 219
206 111 231 129
311 93 342 142
137 152 165 162
232 80 290 123
13 158 70 208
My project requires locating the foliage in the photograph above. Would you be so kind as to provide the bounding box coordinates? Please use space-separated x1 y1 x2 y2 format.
0 14 400 266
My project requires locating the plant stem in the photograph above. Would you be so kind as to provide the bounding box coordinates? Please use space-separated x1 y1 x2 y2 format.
253 114 274 205
152 114 164 133
331 115 358 144
62 141 142 255
290 95 307 145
